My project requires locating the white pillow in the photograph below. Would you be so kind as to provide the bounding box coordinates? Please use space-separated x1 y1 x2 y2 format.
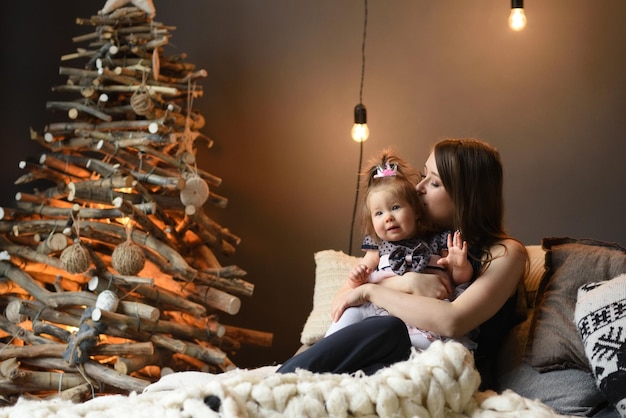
575 273 626 417
299 250 359 345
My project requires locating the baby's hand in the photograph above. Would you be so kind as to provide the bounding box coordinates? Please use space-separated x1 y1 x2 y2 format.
445 230 467 262
348 264 371 287
437 230 472 284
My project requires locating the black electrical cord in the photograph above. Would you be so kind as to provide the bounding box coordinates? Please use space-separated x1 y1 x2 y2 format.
348 0 368 255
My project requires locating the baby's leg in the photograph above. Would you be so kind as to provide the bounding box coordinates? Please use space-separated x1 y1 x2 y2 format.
407 326 441 350
325 304 373 337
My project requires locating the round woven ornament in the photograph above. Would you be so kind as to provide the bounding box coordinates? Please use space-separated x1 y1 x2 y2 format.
130 89 153 116
60 242 91 274
112 239 145 276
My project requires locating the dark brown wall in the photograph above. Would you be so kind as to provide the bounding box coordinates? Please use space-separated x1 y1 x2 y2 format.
1 1 625 368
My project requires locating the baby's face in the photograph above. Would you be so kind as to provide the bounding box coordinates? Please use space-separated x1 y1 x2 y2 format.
368 189 417 242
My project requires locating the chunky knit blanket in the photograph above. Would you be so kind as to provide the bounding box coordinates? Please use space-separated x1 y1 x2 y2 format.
0 341 570 418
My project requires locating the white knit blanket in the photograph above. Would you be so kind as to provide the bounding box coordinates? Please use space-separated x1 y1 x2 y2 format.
0 341 570 418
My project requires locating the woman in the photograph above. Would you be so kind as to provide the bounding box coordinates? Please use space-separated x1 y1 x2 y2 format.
277 138 527 389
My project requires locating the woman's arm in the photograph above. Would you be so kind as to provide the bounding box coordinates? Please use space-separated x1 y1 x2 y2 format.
333 239 527 338
376 271 451 299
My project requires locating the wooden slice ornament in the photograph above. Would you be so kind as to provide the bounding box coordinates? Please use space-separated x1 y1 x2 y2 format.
96 290 119 312
180 172 209 213
5 300 26 324
36 231 68 254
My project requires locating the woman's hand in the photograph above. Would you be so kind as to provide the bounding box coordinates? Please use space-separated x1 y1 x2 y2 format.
378 271 451 299
330 284 369 322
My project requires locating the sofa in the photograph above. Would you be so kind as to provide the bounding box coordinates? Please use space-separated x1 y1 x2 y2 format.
300 237 626 417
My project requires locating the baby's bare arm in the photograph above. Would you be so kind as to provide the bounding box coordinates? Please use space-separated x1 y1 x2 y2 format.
348 250 379 287
437 231 473 285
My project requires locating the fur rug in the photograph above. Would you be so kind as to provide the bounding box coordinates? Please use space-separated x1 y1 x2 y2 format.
0 341 571 417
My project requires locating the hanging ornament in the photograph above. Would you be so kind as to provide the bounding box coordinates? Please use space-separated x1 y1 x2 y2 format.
130 69 154 116
152 48 160 81
112 226 146 276
130 86 154 116
60 212 90 274
180 172 209 214
60 240 91 274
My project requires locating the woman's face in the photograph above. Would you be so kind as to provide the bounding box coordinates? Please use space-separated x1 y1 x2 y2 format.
416 151 454 229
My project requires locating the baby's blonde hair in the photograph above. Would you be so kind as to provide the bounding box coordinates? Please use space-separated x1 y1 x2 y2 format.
359 149 427 242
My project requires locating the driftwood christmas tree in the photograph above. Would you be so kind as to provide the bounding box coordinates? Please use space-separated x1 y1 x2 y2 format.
0 0 271 403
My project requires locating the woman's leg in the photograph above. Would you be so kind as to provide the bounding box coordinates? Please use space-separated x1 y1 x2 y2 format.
277 316 411 375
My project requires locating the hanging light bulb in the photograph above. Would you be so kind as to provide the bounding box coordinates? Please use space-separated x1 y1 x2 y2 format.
350 0 369 144
509 0 527 31
348 0 369 255
351 103 369 142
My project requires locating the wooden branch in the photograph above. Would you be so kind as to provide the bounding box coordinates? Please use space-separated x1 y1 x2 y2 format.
94 140 182 182
32 320 71 342
117 300 160 321
0 358 86 394
112 197 172 246
131 284 206 317
19 271 81 293
52 83 180 97
94 341 154 357
181 283 241 315
0 317 55 346
46 101 113 122
13 201 130 221
40 153 93 179
150 334 225 367
91 308 208 342
223 325 274 348
20 357 149 394
88 273 153 292
0 343 64 359
45 382 92 402
164 312 225 338
67 176 135 202
0 260 55 304
135 145 221 187
17 300 82 328
194 271 254 298
16 160 70 185
114 348 166 375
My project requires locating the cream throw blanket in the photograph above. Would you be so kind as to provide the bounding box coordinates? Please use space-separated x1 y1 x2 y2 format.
0 341 569 418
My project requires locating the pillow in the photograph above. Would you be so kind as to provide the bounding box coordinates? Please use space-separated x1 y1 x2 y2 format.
523 245 546 309
299 250 359 345
525 237 626 372
575 274 626 417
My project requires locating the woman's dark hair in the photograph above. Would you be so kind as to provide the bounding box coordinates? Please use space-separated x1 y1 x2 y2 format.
434 138 509 261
